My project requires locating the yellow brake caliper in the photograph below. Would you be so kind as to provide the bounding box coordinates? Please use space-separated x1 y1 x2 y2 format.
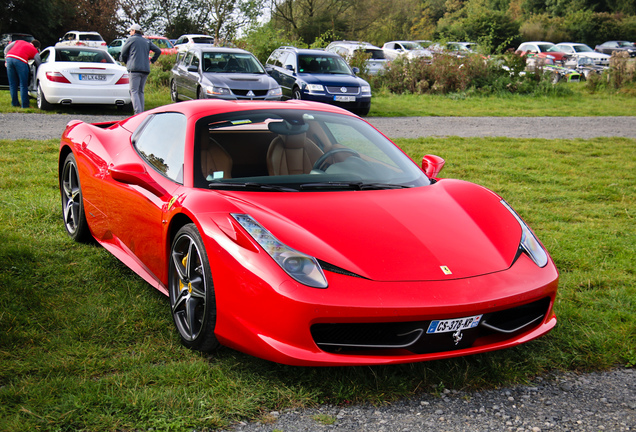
180 254 192 293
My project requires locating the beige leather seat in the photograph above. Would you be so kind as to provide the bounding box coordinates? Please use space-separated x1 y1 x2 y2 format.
266 133 323 176
201 136 232 180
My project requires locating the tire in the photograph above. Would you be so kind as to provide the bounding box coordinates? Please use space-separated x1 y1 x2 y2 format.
170 80 180 102
37 83 53 110
169 224 219 352
292 86 302 100
550 72 561 84
60 153 91 242
354 106 370 116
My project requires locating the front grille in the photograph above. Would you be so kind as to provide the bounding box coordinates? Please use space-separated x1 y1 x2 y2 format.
310 297 551 355
325 86 359 95
231 89 269 97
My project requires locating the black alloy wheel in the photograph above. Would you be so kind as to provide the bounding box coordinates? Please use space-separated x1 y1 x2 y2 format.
169 224 219 352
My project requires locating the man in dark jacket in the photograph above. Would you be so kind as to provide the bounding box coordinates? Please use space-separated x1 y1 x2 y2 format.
120 24 161 114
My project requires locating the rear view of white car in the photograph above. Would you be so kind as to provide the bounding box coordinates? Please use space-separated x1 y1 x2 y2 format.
31 46 131 110
55 31 107 49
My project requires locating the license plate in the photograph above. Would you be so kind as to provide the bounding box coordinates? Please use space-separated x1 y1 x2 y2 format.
426 314 482 334
79 74 106 81
334 95 356 102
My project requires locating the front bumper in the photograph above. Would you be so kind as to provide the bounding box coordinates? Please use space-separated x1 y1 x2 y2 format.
211 237 558 366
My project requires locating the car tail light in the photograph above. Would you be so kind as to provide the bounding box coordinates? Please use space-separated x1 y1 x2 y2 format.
116 74 130 85
45 72 71 83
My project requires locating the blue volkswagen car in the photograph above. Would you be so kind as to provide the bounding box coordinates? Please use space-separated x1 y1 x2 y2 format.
265 46 371 116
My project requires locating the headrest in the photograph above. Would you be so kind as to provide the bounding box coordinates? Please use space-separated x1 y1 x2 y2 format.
268 120 309 135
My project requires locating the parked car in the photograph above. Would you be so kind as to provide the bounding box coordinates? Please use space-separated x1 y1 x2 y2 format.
30 46 131 110
265 46 371 116
107 38 126 60
535 46 572 64
382 41 432 60
594 41 636 57
0 33 35 88
58 99 558 366
170 46 281 101
567 56 609 80
145 35 178 56
325 41 388 75
515 41 556 56
427 42 475 57
56 31 107 49
525 55 581 83
554 43 610 65
173 34 215 52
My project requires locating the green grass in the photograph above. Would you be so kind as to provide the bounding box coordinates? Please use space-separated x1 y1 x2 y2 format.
2 82 636 117
0 135 634 431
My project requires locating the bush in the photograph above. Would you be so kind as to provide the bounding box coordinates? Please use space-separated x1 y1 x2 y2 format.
148 54 177 88
374 52 575 96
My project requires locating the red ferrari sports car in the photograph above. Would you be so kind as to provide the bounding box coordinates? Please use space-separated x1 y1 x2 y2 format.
59 100 558 366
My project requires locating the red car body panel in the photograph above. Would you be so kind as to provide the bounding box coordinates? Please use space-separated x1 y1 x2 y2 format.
59 99 558 366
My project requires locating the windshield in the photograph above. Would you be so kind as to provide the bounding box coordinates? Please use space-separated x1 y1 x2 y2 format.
152 38 173 49
573 45 593 53
402 42 423 50
194 110 429 191
202 52 265 73
298 55 351 74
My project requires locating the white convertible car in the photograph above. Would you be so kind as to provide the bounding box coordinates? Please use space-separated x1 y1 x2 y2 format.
30 46 131 110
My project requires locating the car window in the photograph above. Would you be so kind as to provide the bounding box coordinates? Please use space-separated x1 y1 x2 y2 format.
193 109 429 190
80 34 103 41
54 48 113 63
202 52 264 73
183 51 194 66
191 53 200 68
39 49 51 63
192 37 214 44
283 52 296 70
298 55 350 74
134 113 187 183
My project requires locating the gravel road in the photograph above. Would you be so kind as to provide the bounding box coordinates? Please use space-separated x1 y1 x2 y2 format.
2 113 636 140
2 112 634 431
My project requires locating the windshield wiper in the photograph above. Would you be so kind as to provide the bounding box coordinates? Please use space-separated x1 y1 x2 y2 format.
299 182 411 191
208 182 298 192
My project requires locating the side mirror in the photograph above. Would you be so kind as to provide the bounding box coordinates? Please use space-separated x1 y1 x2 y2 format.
422 154 445 178
187 65 198 72
285 64 294 72
352 67 360 74
109 162 167 197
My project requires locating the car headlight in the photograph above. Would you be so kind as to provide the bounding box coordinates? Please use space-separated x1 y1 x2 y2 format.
361 85 371 94
501 200 548 268
306 84 324 92
268 87 282 97
204 85 231 96
231 213 328 288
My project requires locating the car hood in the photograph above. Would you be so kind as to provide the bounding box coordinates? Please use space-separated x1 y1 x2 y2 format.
218 179 522 282
203 72 278 89
575 52 609 59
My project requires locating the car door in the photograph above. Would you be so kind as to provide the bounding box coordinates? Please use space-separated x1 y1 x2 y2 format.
102 112 187 285
280 52 297 98
174 51 194 99
185 52 201 99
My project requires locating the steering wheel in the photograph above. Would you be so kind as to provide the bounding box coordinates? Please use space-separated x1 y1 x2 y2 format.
312 148 361 171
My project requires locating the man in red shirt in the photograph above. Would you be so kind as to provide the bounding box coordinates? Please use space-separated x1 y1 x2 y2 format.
5 39 40 108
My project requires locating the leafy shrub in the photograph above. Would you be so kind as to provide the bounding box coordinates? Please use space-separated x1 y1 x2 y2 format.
148 54 177 88
374 52 575 96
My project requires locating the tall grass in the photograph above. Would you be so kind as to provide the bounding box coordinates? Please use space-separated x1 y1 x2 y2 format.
0 135 634 431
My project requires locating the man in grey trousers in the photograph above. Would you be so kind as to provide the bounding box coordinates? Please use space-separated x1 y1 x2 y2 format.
120 24 162 114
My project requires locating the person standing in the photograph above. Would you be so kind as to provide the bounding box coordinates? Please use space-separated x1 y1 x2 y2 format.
120 24 161 114
5 39 40 108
